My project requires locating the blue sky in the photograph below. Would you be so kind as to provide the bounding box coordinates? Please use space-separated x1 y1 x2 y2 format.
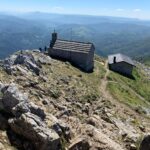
0 0 150 19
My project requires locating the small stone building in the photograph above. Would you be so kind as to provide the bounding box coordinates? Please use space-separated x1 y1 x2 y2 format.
108 53 135 77
48 32 95 72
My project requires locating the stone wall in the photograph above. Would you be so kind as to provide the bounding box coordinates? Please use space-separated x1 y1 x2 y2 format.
109 62 134 77
48 47 94 72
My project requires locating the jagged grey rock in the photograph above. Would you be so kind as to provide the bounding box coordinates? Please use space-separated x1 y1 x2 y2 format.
0 83 60 149
2 83 28 113
12 101 46 120
46 114 71 141
15 54 40 75
1 83 46 119
14 53 34 64
2 52 41 75
8 112 60 150
28 102 46 120
38 54 51 65
15 65 29 76
12 101 31 117
25 60 40 75
2 55 17 75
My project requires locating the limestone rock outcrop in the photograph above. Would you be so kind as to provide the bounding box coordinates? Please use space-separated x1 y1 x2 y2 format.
9 112 60 150
0 83 61 150
2 51 41 75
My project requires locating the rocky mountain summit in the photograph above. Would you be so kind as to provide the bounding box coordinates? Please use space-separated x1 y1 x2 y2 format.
0 50 150 150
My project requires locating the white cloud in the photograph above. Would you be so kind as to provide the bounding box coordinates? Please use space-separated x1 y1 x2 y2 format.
133 9 142 12
116 8 124 12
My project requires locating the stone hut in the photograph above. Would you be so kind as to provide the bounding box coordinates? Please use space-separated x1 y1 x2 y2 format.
108 53 135 77
48 32 95 72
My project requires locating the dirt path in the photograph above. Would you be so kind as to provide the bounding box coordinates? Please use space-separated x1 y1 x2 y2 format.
98 60 150 125
99 60 109 94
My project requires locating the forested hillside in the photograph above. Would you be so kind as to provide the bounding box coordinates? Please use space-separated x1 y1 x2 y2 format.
0 13 150 62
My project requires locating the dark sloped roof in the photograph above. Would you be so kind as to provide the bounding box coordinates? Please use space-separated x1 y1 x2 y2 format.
108 53 135 66
52 39 93 54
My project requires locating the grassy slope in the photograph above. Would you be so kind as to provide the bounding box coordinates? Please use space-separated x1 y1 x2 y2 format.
41 59 106 104
0 53 149 110
107 66 150 111
42 54 150 112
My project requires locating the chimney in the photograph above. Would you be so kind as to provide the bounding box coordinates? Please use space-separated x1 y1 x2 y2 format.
50 31 57 48
113 56 116 63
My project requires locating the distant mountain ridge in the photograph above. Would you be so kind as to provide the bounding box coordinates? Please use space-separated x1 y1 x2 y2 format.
0 12 150 63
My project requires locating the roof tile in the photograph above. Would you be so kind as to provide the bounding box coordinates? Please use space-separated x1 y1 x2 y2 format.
53 40 93 54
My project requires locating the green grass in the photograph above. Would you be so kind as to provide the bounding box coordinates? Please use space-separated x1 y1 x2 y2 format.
107 67 150 109
107 82 148 108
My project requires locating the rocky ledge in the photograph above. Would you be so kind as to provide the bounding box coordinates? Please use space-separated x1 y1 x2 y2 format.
0 83 61 150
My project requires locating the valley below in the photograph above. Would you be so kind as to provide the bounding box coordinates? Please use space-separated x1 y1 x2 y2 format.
0 13 150 64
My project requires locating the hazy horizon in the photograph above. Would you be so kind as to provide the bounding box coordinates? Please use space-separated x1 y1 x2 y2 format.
0 0 150 20
1 10 150 22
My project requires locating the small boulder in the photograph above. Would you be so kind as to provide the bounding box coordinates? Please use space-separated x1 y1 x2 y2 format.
38 55 51 65
29 102 46 120
2 83 28 113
